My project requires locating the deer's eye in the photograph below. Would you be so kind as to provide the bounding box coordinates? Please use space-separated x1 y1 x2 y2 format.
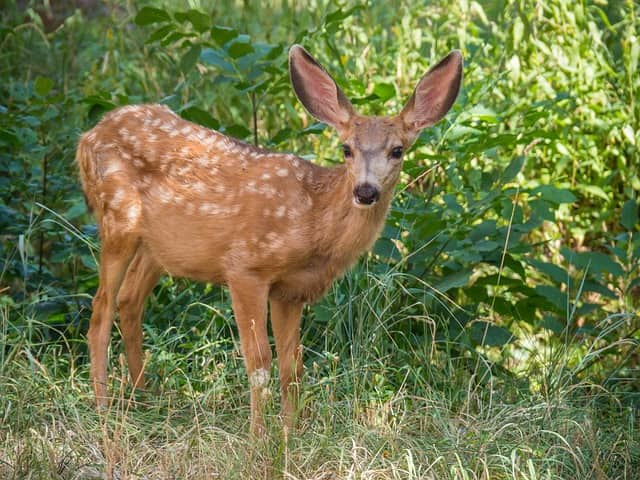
342 144 353 158
390 146 403 159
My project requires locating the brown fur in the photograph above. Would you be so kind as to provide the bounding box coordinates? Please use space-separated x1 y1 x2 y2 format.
78 45 463 435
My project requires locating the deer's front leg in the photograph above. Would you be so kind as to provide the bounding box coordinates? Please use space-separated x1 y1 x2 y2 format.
270 299 304 427
228 278 272 435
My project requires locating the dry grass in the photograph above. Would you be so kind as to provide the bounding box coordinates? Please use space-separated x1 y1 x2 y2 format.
1 333 637 480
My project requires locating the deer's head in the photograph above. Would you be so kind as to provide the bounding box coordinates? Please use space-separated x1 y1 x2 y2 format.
289 45 463 208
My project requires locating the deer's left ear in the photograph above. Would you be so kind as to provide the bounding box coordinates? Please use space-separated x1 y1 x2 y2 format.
400 50 463 134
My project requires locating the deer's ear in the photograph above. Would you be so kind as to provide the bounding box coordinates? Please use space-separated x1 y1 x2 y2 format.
400 50 463 133
289 45 354 130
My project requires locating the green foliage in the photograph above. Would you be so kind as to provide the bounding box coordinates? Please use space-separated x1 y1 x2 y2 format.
0 0 639 476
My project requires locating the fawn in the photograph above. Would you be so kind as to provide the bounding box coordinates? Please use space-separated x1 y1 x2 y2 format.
77 45 462 434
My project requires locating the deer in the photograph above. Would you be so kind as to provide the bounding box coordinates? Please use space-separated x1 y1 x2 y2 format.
76 44 463 435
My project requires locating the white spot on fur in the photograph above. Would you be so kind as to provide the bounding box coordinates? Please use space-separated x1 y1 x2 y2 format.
276 168 289 177
275 205 286 218
176 165 191 176
249 368 270 388
287 207 302 219
193 181 207 194
113 105 140 118
196 156 210 167
199 202 221 215
154 184 173 203
259 184 277 198
126 203 141 225
214 184 225 194
265 232 283 249
101 162 124 177
260 173 271 180
203 135 219 148
133 158 144 168
110 189 125 208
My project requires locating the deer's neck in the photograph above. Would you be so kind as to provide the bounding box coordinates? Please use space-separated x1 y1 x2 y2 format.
313 165 392 266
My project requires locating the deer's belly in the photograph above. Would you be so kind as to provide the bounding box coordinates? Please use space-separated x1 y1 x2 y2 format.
269 257 342 304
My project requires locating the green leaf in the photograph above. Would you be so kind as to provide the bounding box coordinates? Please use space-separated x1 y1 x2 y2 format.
535 285 567 311
469 220 497 241
576 184 609 201
270 128 293 144
80 254 96 269
211 25 238 46
465 104 500 123
621 199 638 230
372 82 395 101
0 128 19 146
160 31 196 47
34 76 53 96
223 124 252 139
501 156 524 183
433 270 471 293
530 185 576 204
64 201 87 220
146 24 175 44
528 259 568 284
179 106 219 130
325 5 362 25
135 7 171 26
200 48 235 73
470 321 514 346
474 240 500 252
561 248 625 276
529 198 555 222
175 9 210 33
373 237 402 261
301 123 326 135
227 38 254 58
180 44 201 73
541 314 564 334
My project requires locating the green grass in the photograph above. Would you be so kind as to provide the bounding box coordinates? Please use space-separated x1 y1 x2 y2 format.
1 0 639 478
1 280 638 479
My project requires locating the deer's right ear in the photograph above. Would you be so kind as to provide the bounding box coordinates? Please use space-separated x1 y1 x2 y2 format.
289 45 354 130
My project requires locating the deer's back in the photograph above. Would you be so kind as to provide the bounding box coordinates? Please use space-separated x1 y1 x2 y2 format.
77 104 329 285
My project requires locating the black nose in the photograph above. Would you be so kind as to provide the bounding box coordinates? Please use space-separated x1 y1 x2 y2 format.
353 183 380 205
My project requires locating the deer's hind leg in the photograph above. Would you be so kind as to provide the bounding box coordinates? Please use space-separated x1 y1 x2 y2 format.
116 248 162 390
88 167 143 406
88 234 139 406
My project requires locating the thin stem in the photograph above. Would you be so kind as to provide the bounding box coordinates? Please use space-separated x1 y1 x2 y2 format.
251 91 258 146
